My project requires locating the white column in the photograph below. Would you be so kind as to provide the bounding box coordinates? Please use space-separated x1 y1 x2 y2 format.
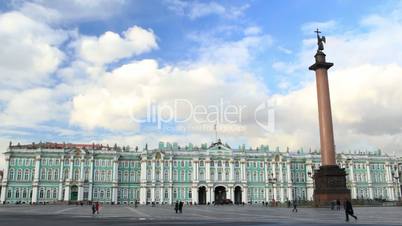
151 186 155 202
286 162 293 201
32 155 41 203
0 154 10 204
168 159 172 182
140 156 147 204
191 186 198 204
230 160 234 182
272 162 277 201
151 160 155 182
385 164 395 200
77 158 85 201
88 157 94 201
241 159 246 182
58 157 64 201
349 162 357 199
112 158 119 204
306 161 314 201
168 186 173 204
243 187 248 203
64 158 72 202
205 158 211 182
279 162 284 202
366 161 373 199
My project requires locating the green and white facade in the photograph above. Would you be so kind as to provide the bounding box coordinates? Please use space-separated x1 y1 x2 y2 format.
1 140 401 204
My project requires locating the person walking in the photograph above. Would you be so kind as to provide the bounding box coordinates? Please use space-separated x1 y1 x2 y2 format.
336 199 341 211
344 199 357 222
95 202 100 214
292 200 298 212
91 203 96 215
174 201 179 214
179 201 183 213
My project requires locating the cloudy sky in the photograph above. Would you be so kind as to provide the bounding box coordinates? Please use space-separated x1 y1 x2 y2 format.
1 0 402 169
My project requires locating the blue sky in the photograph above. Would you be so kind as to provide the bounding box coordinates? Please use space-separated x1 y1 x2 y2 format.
1 0 402 168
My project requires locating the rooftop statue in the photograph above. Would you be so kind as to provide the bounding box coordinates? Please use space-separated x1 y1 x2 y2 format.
315 28 326 52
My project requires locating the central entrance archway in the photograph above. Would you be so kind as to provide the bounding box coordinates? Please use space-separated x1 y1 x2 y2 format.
214 186 226 204
198 186 206 205
234 186 242 204
70 185 78 201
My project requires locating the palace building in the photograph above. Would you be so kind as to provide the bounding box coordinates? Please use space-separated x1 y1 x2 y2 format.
0 140 401 204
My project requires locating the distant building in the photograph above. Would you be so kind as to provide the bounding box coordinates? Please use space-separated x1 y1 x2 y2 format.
0 140 401 204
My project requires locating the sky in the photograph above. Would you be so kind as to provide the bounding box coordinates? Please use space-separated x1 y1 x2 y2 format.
1 0 402 169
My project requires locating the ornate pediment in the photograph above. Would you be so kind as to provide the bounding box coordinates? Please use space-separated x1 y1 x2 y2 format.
207 139 232 155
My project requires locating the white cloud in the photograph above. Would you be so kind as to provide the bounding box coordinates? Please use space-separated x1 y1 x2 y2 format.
0 11 67 89
267 11 402 154
70 32 272 136
75 26 157 65
0 87 67 127
15 0 127 24
165 0 249 20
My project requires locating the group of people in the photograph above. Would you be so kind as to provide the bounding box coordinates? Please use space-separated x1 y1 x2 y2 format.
91 202 100 215
174 201 184 213
88 198 357 222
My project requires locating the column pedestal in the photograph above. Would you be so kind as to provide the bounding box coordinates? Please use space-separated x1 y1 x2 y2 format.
313 165 350 206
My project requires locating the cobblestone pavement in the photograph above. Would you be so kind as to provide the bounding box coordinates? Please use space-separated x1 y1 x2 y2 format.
0 205 401 226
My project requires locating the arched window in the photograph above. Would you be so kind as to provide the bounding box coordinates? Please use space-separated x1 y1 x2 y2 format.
8 169 14 180
22 189 27 198
53 189 57 198
54 169 59 180
107 170 112 181
124 170 129 182
17 169 22 181
7 189 12 198
46 190 51 199
106 189 111 198
64 168 69 180
24 169 30 181
100 170 105 181
39 189 44 199
130 171 135 182
15 189 20 198
164 189 169 199
41 169 46 180
93 189 98 198
47 169 52 181
84 169 89 181
74 169 80 180
100 190 104 199
94 170 99 181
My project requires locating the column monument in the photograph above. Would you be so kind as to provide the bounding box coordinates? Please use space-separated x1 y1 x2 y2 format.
309 29 350 206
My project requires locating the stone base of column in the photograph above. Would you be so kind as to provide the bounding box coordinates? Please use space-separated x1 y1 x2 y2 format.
313 165 350 207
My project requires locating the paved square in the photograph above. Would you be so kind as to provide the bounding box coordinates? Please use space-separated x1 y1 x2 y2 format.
0 205 401 226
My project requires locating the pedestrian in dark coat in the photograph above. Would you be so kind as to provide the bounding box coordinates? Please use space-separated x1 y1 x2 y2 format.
344 199 357 221
174 201 179 213
336 199 341 211
91 203 96 215
179 201 183 213
292 200 298 212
